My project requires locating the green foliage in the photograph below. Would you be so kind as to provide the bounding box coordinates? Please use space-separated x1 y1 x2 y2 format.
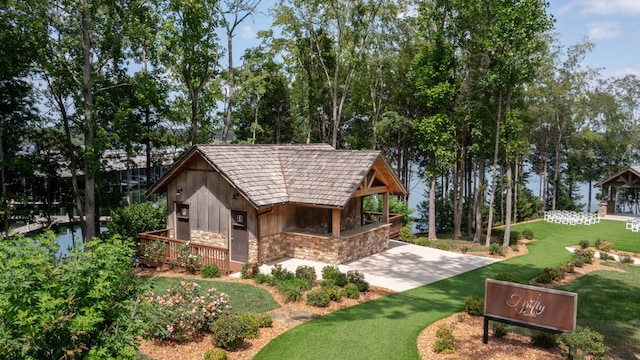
619 254 634 264
432 324 455 354
595 240 612 252
203 348 228 360
521 228 534 240
579 239 590 249
253 313 273 328
434 242 451 251
491 322 509 338
399 226 415 243
241 262 260 279
141 281 230 342
277 278 310 302
270 264 293 280
557 327 609 360
531 331 558 349
414 237 431 246
201 264 222 278
0 231 145 359
570 250 594 268
346 270 365 284
236 313 260 339
594 238 604 249
363 195 415 226
306 289 331 307
491 273 526 284
142 240 167 267
340 284 360 299
321 265 348 287
489 243 506 256
464 296 484 316
599 252 615 261
322 283 342 302
536 267 565 284
295 265 317 283
210 316 247 351
106 199 167 242
509 231 522 245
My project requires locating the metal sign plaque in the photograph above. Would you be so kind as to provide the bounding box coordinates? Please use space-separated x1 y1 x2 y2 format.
485 279 577 332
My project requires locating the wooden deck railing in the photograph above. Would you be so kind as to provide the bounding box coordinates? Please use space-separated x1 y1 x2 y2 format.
363 212 404 240
138 229 230 274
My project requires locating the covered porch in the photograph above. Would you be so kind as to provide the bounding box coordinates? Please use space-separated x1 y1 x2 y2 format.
595 165 640 217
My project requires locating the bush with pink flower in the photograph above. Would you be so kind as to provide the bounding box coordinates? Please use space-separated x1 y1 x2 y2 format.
141 281 231 342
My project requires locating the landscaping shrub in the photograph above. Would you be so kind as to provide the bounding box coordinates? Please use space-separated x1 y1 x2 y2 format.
322 283 342 302
241 262 260 279
536 267 565 284
414 237 431 246
271 264 293 280
106 199 166 243
464 295 484 316
579 239 590 249
434 242 451 251
142 240 167 267
560 263 575 274
340 283 360 299
599 252 615 261
489 243 505 256
306 289 331 307
509 231 522 246
595 240 612 252
491 322 509 338
510 244 519 252
557 327 609 360
201 264 221 278
142 281 230 342
522 228 534 240
254 312 273 328
570 250 594 268
492 272 526 284
277 278 309 302
175 242 201 273
203 348 228 360
619 254 634 264
433 323 455 354
531 331 557 349
493 228 505 240
210 316 247 351
236 313 260 339
594 238 604 249
321 265 348 287
399 226 416 243
295 265 317 283
353 279 370 292
346 270 365 283
254 273 271 284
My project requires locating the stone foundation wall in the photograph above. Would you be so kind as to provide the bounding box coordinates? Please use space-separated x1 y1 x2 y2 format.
248 238 259 264
191 230 227 248
257 224 390 265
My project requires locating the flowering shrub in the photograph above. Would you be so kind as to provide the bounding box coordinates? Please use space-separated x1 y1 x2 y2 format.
141 281 231 342
175 242 201 273
241 262 260 279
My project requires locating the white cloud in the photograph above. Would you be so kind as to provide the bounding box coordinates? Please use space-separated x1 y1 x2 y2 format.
587 21 623 39
559 0 640 16
240 25 255 40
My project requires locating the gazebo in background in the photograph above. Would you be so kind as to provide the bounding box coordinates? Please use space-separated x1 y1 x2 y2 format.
594 165 640 217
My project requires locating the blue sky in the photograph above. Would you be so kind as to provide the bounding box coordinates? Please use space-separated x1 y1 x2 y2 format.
234 0 640 79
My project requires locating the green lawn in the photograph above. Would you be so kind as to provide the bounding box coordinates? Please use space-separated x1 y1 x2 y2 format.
139 276 280 314
254 219 640 360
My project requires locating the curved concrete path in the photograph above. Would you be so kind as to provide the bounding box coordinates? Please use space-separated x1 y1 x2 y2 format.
250 240 500 292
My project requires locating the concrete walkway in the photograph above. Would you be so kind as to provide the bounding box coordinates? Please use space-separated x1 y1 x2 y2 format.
242 240 499 292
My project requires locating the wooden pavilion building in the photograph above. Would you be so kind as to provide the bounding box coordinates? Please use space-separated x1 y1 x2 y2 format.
140 144 407 273
595 165 640 217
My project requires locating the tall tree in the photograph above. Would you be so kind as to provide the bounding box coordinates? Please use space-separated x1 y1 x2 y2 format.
216 0 261 144
160 0 221 145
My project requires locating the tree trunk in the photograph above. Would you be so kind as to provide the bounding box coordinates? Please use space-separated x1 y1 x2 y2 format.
503 162 513 248
474 159 485 243
428 173 437 240
552 114 562 211
485 93 503 247
513 156 519 223
81 0 96 242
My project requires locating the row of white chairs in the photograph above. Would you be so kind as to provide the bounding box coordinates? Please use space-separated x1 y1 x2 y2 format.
625 218 640 232
544 210 601 225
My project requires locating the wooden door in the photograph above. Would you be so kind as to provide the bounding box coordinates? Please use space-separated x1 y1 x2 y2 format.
176 203 190 241
230 210 248 263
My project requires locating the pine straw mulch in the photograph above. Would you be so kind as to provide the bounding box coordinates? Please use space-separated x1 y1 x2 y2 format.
137 241 628 360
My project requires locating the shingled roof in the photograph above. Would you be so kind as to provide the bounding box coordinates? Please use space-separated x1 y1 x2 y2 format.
148 144 407 209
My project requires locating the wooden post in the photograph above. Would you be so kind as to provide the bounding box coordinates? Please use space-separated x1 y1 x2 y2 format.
382 192 390 223
332 208 341 238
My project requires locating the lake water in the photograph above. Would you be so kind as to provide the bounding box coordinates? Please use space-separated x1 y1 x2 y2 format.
54 224 108 257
